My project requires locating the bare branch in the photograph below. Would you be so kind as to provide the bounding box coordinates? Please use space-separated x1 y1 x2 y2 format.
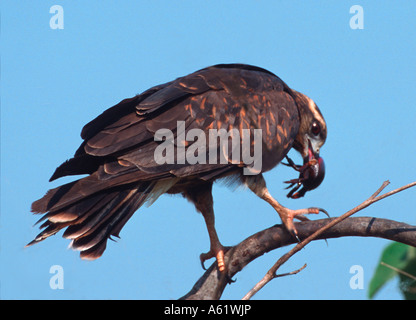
243 180 392 299
274 263 307 279
181 180 416 300
242 263 307 300
182 217 416 300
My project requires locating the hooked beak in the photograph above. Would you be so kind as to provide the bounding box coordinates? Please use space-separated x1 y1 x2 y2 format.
302 139 325 192
304 139 320 164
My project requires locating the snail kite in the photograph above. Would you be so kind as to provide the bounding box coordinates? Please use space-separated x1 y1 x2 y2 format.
28 64 327 272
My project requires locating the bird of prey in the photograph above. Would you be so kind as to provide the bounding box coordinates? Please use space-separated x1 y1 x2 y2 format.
28 63 327 272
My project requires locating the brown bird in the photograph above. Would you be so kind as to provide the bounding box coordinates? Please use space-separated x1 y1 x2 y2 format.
28 64 328 272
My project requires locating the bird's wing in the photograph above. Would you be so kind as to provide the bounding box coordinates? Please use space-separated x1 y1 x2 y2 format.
56 64 299 182
29 64 301 259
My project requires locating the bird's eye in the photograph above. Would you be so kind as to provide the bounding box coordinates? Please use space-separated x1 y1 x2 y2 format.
311 122 321 136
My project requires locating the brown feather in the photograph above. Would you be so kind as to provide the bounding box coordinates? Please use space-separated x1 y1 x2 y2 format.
29 63 308 260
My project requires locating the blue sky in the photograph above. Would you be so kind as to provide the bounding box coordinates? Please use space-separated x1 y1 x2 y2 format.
1 1 415 300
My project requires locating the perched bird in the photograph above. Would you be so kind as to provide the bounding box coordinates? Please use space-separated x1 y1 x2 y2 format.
28 63 327 272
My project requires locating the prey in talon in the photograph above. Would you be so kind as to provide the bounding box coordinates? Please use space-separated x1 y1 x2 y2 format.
283 139 326 199
279 134 329 240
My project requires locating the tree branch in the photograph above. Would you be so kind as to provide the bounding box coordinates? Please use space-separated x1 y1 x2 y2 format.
180 181 416 300
242 179 391 300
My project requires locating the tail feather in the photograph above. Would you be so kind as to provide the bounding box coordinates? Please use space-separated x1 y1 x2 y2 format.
26 221 72 247
31 170 146 215
62 192 122 240
28 179 158 259
69 188 144 252
79 239 107 260
31 181 78 214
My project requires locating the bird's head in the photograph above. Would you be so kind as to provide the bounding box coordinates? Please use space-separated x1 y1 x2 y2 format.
285 90 327 198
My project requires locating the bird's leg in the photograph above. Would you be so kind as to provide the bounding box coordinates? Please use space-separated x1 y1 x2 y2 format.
281 155 301 171
244 174 328 241
183 182 228 272
199 207 227 272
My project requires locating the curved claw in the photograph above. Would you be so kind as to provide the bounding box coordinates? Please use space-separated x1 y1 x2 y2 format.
200 252 215 271
318 207 330 218
292 231 301 243
306 207 330 218
200 256 208 271
199 247 227 272
226 275 237 284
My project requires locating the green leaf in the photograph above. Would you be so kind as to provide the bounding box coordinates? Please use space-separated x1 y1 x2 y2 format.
398 246 416 300
368 242 409 299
